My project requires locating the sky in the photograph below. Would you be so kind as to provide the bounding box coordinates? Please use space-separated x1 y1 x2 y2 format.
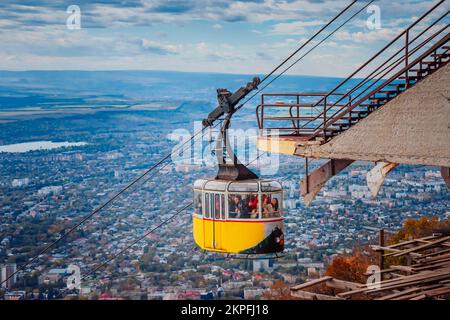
0 0 447 77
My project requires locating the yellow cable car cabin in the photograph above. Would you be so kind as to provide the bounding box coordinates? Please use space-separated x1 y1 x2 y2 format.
193 178 284 254
194 76 284 255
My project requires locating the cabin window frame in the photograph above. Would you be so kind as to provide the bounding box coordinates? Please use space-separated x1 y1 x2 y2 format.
193 179 284 221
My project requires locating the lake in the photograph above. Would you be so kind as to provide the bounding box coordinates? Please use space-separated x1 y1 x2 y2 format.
0 141 88 153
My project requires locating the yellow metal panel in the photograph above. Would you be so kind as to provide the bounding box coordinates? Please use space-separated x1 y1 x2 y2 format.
193 215 266 253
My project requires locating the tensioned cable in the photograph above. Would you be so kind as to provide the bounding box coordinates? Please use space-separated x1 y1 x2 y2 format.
235 0 375 112
64 151 268 287
1 1 366 288
259 0 358 84
72 202 193 288
0 121 221 287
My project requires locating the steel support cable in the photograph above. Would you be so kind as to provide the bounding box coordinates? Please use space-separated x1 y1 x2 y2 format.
259 0 358 84
0 120 222 287
235 0 375 113
71 202 193 288
2 1 365 288
63 152 268 287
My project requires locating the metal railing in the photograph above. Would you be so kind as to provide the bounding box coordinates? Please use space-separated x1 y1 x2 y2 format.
256 93 350 136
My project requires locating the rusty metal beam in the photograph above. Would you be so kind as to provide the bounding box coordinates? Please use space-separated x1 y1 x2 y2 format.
367 162 398 197
300 159 353 206
441 167 450 189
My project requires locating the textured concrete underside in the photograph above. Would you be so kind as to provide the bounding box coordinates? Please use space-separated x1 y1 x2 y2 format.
296 63 450 167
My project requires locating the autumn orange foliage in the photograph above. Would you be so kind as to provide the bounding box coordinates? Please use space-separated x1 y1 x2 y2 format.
388 216 450 244
324 246 377 284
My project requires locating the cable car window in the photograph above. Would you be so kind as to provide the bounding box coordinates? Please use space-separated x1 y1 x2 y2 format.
214 194 221 220
205 193 210 218
228 194 259 219
204 180 228 192
194 191 202 216
261 193 282 218
261 181 282 192
220 194 225 220
194 179 207 189
228 182 258 192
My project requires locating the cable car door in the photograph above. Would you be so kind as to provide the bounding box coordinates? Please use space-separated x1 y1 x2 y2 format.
203 193 224 251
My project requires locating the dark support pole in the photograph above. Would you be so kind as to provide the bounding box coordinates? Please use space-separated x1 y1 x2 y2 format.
323 96 327 140
305 157 309 194
379 229 385 274
441 167 450 189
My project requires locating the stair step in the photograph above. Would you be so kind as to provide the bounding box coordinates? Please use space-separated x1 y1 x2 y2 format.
325 126 343 132
399 75 420 80
409 68 429 74
350 110 369 115
370 97 389 101
420 60 438 65
339 116 360 121
386 83 406 89
430 53 449 58
377 90 399 95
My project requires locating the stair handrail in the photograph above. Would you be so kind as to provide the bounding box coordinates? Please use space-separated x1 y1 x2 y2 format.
311 32 450 139
295 11 449 133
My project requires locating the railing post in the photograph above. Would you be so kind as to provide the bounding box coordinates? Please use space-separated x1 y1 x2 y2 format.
296 95 300 135
261 94 265 132
379 229 385 280
323 96 327 140
405 30 409 88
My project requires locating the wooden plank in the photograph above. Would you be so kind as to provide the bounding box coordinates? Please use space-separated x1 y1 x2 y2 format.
397 286 450 300
366 273 450 295
414 252 450 265
385 235 439 249
291 276 333 291
412 260 450 272
327 278 364 291
291 290 345 300
390 265 415 273
408 294 426 300
416 248 450 260
376 285 438 300
415 239 450 248
392 236 450 257
338 267 450 297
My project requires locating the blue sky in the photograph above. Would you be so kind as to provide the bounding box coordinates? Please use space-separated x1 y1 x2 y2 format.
0 0 447 76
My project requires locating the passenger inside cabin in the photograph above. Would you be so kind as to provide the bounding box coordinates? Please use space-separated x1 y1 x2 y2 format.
271 197 279 214
248 195 258 219
262 195 273 218
229 195 251 219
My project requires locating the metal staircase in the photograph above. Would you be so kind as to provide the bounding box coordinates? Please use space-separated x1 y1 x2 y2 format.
256 2 449 143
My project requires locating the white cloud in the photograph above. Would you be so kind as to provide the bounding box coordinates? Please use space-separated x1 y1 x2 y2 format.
141 39 182 55
270 19 326 35
335 28 400 43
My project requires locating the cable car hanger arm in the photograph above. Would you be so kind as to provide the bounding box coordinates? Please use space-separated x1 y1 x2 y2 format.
202 76 261 128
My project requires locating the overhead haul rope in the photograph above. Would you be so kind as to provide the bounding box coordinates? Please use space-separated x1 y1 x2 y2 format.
236 0 375 112
1 1 366 288
64 153 268 287
71 202 193 289
259 0 358 84
0 121 221 288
